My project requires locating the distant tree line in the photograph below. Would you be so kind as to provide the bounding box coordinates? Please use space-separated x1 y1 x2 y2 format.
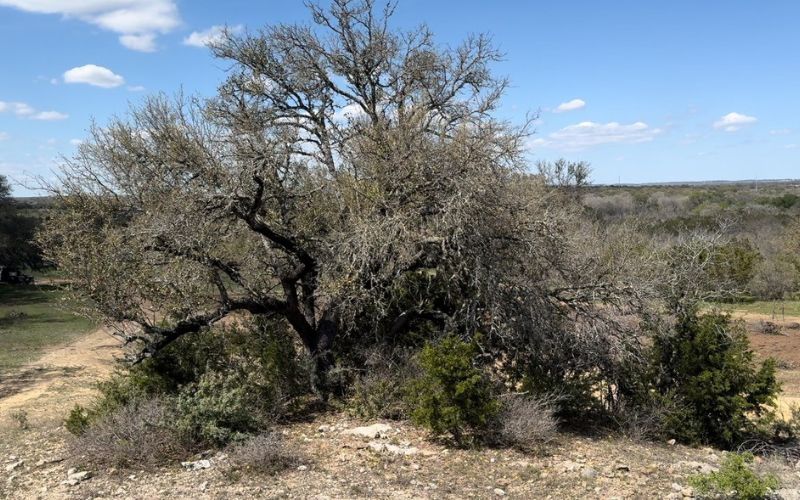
0 174 42 269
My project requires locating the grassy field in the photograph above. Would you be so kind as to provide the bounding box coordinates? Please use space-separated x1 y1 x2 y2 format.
722 300 800 318
0 284 94 373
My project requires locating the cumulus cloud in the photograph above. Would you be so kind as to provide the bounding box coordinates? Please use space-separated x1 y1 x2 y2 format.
120 33 157 52
69 138 83 146
713 112 757 132
554 98 586 113
64 64 125 88
0 101 34 116
184 24 243 48
530 121 662 151
0 0 180 51
0 100 67 121
32 111 68 121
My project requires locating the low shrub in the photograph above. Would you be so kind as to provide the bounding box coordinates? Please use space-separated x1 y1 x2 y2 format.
611 391 690 442
67 318 311 463
9 409 29 430
496 394 558 451
64 405 90 436
174 365 277 447
347 348 413 420
689 452 779 500
522 369 604 426
69 397 188 469
227 432 301 474
406 336 499 444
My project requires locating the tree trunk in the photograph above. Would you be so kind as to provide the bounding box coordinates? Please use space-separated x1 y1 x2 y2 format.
309 311 338 399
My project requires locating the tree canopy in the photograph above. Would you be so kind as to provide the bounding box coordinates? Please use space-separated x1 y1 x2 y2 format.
41 0 647 394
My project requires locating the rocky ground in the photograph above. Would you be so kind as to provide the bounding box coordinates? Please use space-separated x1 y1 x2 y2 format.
6 414 800 499
3 325 800 498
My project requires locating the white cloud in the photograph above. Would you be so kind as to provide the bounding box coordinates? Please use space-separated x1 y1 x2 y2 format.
713 112 757 132
184 24 242 48
0 0 180 51
70 138 83 146
332 102 366 122
0 101 38 117
770 128 791 136
530 121 662 151
63 64 124 88
0 132 8 141
786 144 798 150
127 85 146 92
120 33 157 52
32 111 68 121
554 98 586 113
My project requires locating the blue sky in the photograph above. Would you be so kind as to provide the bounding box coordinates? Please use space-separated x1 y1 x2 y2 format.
0 1 798 195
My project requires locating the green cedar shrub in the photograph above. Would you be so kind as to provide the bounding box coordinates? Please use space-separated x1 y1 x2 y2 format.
689 452 779 500
652 313 779 447
406 335 498 443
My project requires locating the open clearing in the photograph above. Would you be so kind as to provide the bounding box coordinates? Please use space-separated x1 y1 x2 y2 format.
2 296 800 498
0 284 93 374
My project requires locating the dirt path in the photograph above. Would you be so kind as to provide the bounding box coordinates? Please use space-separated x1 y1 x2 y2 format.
0 326 121 420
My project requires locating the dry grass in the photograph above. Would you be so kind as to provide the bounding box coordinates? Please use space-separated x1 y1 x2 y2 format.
68 397 189 469
227 432 302 474
497 394 559 451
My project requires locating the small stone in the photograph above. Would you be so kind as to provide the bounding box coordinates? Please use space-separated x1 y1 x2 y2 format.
681 487 694 497
297 465 308 471
411 463 421 470
318 425 332 433
671 483 682 492
5 461 23 472
199 481 208 491
580 467 597 479
493 488 506 496
67 470 92 482
616 464 630 472
667 439 677 446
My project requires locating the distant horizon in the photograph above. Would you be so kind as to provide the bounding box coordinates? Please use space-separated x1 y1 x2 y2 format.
1 1 798 195
11 177 800 200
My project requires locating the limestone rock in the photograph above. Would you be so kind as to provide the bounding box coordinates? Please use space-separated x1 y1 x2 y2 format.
181 459 212 471
342 423 392 439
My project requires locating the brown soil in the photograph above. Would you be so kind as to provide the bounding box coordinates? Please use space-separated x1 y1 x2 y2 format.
0 327 120 417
